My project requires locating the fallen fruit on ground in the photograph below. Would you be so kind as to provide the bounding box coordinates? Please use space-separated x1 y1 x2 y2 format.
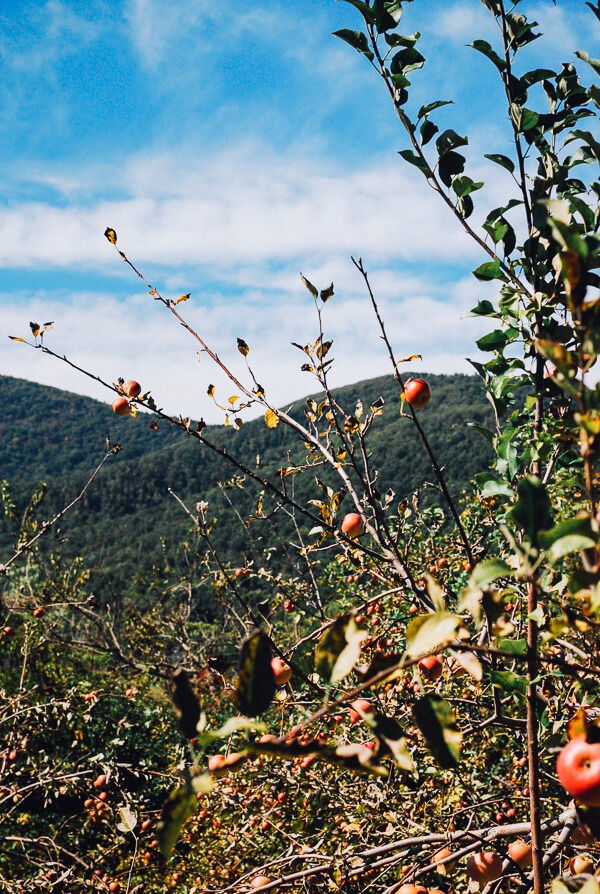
271 656 292 685
341 512 364 538
403 378 431 408
556 734 600 806
466 851 503 883
112 397 130 416
569 854 596 874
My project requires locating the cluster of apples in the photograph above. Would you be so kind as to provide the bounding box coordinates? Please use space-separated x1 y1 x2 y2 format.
112 380 141 416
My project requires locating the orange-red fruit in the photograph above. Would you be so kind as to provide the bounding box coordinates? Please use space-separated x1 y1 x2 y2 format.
569 854 596 875
93 774 107 788
466 852 503 883
393 886 428 894
349 698 374 724
557 735 600 806
271 657 292 685
250 877 274 890
433 847 455 872
403 378 431 408
124 380 141 398
508 839 532 869
418 655 444 681
341 513 364 538
112 397 130 416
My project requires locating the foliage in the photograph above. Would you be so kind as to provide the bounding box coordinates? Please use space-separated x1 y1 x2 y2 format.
3 2 600 893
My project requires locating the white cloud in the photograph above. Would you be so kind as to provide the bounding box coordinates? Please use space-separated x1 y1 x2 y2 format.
0 145 479 271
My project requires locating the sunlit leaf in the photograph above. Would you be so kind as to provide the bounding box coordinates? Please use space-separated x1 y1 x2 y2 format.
265 409 279 429
104 227 117 244
176 293 191 304
406 612 461 657
397 354 422 363
228 396 240 405
207 385 215 397
116 806 137 833
300 273 318 298
8 336 26 343
29 322 40 337
237 337 249 356
451 650 483 681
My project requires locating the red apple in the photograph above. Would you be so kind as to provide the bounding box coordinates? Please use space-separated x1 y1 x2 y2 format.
418 655 443 681
403 378 431 408
271 657 292 685
112 397 130 416
124 380 141 398
341 513 364 538
349 698 374 724
569 854 595 875
250 876 275 890
508 839 532 869
466 852 503 883
557 735 600 806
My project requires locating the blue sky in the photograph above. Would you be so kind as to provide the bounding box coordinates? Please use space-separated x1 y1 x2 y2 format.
1 0 597 422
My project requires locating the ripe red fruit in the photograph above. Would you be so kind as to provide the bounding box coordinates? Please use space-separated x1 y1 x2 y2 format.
112 397 130 416
271 657 292 685
403 378 431 408
418 655 443 681
283 600 294 612
93 774 107 788
250 877 275 890
466 852 503 883
349 698 374 724
508 839 532 869
557 735 600 806
341 513 364 538
124 380 141 398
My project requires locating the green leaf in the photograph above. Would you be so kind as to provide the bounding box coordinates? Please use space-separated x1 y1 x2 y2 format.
478 479 515 499
438 151 465 187
372 715 415 770
467 422 496 445
576 50 600 78
470 558 514 588
405 611 461 657
157 783 197 858
315 615 368 683
171 669 201 739
484 153 515 174
490 670 527 696
234 631 276 717
538 516 597 560
473 259 502 282
497 638 527 656
417 100 452 120
336 0 377 25
332 29 374 61
452 176 484 198
412 695 461 769
469 39 507 72
436 129 468 156
398 149 432 176
507 476 553 549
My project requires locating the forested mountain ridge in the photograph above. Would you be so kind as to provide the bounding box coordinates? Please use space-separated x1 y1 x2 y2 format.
0 372 495 591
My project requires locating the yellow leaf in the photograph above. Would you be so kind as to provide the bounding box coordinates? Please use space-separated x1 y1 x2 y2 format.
300 273 318 299
207 385 215 397
224 415 230 426
29 322 40 337
104 227 117 244
8 336 26 342
397 354 422 364
149 289 157 296
265 409 280 429
228 396 239 405
177 293 191 304
237 338 249 357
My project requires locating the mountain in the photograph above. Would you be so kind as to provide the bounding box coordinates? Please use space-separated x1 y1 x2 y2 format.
0 372 495 593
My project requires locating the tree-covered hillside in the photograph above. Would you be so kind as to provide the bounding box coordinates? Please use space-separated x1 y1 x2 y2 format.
0 372 495 592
